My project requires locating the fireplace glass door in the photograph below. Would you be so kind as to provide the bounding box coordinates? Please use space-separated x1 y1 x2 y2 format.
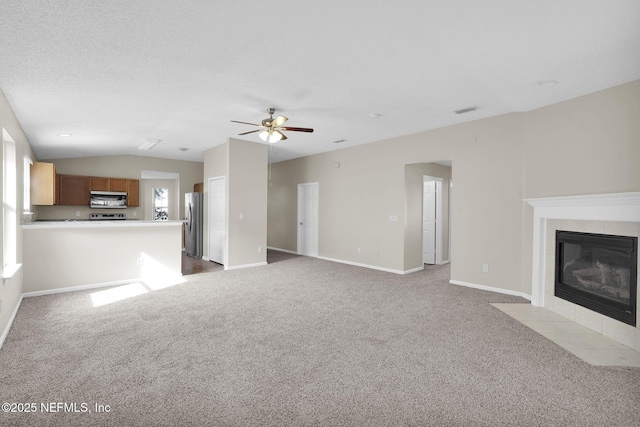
555 231 637 326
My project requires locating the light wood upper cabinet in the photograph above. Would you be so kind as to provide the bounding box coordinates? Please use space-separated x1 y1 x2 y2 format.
58 175 90 206
90 177 109 191
110 178 127 192
126 179 140 207
194 182 203 193
43 172 138 207
30 162 56 205
91 177 127 192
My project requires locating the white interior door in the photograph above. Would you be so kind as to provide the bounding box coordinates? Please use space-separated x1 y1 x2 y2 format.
423 180 437 264
297 182 319 257
208 177 226 265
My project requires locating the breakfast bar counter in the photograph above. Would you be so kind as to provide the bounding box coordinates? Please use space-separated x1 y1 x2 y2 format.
22 219 184 229
21 220 184 294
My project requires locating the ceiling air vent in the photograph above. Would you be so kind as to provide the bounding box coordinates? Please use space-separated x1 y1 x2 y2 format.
454 106 477 115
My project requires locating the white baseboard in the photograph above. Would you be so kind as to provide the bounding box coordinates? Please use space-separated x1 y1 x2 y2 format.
318 256 423 275
22 278 142 298
449 279 532 300
0 294 24 350
224 262 267 271
266 246 299 255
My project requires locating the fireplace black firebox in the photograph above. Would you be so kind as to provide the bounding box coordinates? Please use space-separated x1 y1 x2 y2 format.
555 231 637 326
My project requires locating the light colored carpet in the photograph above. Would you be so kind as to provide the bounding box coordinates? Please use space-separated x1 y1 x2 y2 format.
1 251 639 426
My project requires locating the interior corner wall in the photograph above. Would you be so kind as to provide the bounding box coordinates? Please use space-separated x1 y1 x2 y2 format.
202 139 267 268
227 138 268 267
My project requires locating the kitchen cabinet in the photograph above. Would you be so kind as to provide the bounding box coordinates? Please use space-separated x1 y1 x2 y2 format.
90 177 109 191
194 182 203 193
58 175 90 206
30 162 56 205
126 179 140 207
91 177 127 192
110 178 127 192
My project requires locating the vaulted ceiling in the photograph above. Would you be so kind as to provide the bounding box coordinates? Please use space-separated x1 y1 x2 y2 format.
1 1 639 163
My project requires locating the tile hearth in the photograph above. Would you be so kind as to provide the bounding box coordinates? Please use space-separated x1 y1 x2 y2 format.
492 303 640 367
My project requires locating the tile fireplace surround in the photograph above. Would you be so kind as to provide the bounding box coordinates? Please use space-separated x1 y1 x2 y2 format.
526 192 640 351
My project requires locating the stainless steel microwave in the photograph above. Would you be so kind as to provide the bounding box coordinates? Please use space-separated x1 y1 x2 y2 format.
90 191 127 209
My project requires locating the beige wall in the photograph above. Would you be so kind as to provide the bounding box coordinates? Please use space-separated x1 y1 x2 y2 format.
37 155 204 221
1 88 37 343
203 138 267 268
269 112 526 287
227 138 268 267
268 81 639 295
524 80 640 199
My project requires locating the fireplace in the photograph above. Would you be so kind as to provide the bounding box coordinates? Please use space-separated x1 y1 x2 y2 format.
555 231 637 326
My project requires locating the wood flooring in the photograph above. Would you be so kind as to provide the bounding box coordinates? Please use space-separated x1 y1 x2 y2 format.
181 251 223 275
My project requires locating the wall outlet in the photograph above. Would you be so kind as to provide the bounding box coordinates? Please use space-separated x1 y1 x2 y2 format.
257 247 262 253
132 211 137 217
75 211 81 217
0 300 3 314
137 258 143 266
482 264 489 273
239 213 244 220
389 215 399 222
357 247 362 254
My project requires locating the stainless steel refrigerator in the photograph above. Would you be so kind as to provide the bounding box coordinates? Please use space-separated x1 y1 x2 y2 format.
185 192 203 258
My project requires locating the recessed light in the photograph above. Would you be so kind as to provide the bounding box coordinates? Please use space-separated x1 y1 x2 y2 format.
178 147 189 152
369 113 381 119
57 133 72 137
333 139 346 144
536 80 558 86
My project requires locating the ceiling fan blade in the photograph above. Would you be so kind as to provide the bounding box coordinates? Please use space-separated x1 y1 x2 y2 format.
238 129 262 136
275 130 287 141
271 115 288 127
231 120 261 126
280 126 314 133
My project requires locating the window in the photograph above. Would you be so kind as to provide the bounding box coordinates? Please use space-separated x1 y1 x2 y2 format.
23 155 32 214
153 188 169 221
3 134 17 269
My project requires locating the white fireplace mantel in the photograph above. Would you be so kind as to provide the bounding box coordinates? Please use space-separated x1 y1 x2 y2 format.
525 192 640 307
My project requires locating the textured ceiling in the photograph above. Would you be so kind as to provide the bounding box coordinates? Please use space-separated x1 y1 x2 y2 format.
1 1 639 163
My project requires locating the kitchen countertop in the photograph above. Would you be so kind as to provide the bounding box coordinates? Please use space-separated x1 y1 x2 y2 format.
22 220 185 229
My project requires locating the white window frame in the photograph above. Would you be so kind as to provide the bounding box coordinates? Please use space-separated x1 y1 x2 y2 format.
153 187 169 221
23 155 33 215
3 131 21 282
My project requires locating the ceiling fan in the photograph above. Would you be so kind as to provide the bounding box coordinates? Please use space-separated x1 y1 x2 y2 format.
231 108 314 143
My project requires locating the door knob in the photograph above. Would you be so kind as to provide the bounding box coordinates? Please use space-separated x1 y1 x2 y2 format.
300 222 303 225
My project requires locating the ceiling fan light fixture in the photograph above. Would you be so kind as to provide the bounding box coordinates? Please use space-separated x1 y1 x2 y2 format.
260 129 283 143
